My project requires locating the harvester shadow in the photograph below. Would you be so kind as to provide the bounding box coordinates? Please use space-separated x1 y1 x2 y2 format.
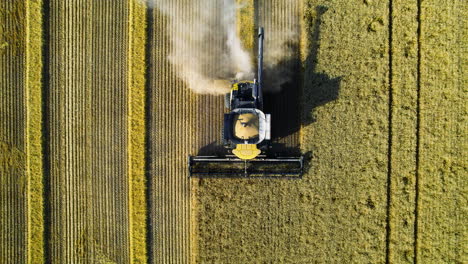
302 5 341 125
262 5 340 151
196 141 228 156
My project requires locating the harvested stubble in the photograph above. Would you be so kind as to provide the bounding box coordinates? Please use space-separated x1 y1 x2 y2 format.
0 1 28 262
147 1 197 262
1 0 44 263
44 0 144 263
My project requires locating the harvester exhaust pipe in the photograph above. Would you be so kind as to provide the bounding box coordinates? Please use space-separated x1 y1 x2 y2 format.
257 27 264 88
254 27 264 108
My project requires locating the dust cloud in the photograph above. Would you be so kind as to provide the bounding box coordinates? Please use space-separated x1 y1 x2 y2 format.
148 0 298 94
151 0 253 94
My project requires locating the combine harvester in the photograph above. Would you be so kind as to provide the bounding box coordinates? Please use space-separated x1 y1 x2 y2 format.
188 28 303 178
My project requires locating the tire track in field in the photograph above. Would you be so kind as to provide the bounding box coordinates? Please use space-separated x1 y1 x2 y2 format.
46 1 130 262
147 1 195 262
387 0 419 262
0 1 28 263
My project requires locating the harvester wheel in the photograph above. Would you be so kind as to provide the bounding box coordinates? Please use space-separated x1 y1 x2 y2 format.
224 93 230 109
221 126 229 147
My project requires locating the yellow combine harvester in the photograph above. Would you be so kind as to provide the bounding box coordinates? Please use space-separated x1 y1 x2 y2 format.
188 28 303 178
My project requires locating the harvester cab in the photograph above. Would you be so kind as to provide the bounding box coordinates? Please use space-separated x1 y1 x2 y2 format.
188 27 303 178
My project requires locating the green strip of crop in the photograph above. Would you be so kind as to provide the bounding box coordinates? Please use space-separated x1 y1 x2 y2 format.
25 0 44 263
128 0 147 263
236 0 255 54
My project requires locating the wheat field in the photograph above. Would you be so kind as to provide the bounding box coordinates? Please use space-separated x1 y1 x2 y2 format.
0 0 465 263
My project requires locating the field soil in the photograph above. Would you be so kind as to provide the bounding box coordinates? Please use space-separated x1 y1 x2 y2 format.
0 0 465 263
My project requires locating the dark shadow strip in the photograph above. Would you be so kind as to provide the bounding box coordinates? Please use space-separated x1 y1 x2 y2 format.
41 0 51 262
253 0 259 55
189 175 302 180
144 1 154 263
414 0 422 262
385 0 394 263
